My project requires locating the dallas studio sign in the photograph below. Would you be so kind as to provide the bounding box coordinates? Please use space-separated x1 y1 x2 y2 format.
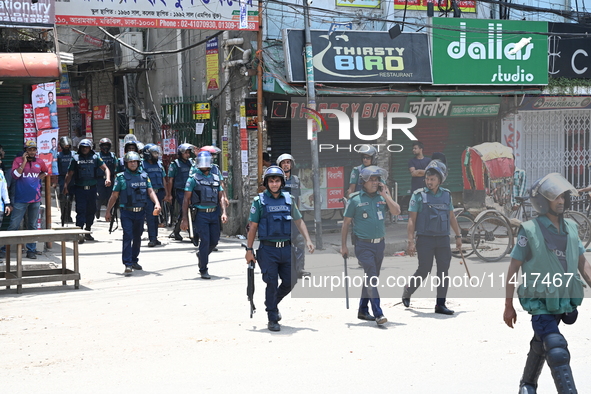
283 29 433 84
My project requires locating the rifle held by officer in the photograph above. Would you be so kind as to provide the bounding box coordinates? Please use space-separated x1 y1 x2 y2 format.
109 201 119 234
242 243 256 318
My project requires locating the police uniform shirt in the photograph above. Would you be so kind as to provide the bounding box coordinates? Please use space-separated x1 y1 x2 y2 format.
190 163 224 181
113 169 153 208
511 216 584 264
344 190 388 239
68 153 105 186
349 164 368 186
184 168 223 209
408 187 454 214
248 190 303 242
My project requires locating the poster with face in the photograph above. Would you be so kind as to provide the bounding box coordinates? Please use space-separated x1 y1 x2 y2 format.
37 128 59 175
32 82 58 130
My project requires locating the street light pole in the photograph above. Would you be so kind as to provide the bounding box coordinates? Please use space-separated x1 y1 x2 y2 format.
303 0 323 249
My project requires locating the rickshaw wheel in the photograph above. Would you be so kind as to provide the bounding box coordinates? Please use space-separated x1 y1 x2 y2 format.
471 214 513 262
564 210 591 249
451 210 475 258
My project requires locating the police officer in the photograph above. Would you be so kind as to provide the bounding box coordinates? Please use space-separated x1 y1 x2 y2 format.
143 143 167 247
64 139 111 242
197 145 229 209
105 152 161 276
347 145 378 198
95 138 117 219
117 138 139 173
165 143 195 241
277 153 309 278
180 151 227 279
56 137 74 224
504 173 591 394
341 166 400 326
245 166 315 332
403 159 462 315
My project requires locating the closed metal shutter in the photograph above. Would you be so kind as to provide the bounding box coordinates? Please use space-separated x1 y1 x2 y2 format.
58 107 70 139
0 84 25 172
90 72 116 145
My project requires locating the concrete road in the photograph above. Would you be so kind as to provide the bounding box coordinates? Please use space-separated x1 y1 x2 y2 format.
1 218 591 393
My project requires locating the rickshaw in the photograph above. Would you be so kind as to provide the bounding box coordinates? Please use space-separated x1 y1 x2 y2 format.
456 142 515 262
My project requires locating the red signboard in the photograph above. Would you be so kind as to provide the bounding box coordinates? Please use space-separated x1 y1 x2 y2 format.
326 166 345 188
327 188 344 209
57 96 74 108
79 98 89 113
34 107 51 130
93 105 110 120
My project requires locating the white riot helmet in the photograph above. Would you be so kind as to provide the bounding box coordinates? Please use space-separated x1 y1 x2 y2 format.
359 165 388 183
425 160 448 184
530 173 578 215
276 153 296 168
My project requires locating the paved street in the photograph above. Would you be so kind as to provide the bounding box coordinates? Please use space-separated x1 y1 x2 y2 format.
2 217 591 393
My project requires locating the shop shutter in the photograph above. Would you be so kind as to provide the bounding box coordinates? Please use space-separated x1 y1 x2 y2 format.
0 84 25 171
90 72 116 145
58 107 70 139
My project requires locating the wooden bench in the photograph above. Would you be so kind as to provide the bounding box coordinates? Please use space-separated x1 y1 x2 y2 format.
0 228 90 294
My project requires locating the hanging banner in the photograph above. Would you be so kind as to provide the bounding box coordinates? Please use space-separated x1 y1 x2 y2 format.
162 138 177 155
37 128 59 175
206 37 220 91
79 98 89 113
57 96 74 108
24 104 36 143
55 0 258 31
245 98 257 129
32 82 58 130
93 105 110 120
58 63 70 94
85 112 93 139
394 0 475 12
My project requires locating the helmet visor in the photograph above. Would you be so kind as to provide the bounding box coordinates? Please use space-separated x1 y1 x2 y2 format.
360 166 388 182
196 154 212 168
535 173 578 202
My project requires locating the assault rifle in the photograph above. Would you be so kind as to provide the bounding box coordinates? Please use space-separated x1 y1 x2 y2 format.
242 243 256 318
109 202 119 234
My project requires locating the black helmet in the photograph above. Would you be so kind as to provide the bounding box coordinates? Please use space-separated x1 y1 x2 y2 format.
358 145 378 165
263 166 286 188
124 140 138 153
530 173 577 215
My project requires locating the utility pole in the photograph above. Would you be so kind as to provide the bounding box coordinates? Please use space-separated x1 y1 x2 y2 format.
257 0 264 185
303 0 323 249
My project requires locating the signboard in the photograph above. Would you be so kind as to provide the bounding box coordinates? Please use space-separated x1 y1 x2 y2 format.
519 96 591 111
549 22 591 79
0 0 54 28
37 128 59 175
336 0 380 8
245 98 257 129
162 138 177 155
404 97 500 118
193 102 210 120
93 105 110 120
55 0 258 31
57 96 74 108
431 18 548 85
58 63 70 94
299 167 345 211
32 82 58 130
24 104 36 143
284 29 432 84
394 0 475 12
206 37 220 91
79 98 89 113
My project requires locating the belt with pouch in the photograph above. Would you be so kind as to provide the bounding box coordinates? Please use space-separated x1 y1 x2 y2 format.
261 240 291 248
357 237 384 244
197 207 217 213
78 185 94 190
121 207 144 212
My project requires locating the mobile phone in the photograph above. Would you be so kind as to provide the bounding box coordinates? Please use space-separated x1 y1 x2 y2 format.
378 185 383 192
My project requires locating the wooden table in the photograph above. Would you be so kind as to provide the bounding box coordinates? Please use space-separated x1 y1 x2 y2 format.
0 228 90 294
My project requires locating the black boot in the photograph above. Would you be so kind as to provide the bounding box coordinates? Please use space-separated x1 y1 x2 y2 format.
518 338 545 393
543 333 577 394
402 286 412 307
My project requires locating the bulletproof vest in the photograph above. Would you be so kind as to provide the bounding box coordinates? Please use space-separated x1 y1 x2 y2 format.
258 192 292 240
119 171 149 207
190 172 220 207
211 164 221 176
173 158 192 190
415 188 451 236
96 152 116 178
143 160 165 190
57 151 73 179
535 217 568 271
74 152 97 181
354 165 364 192
284 175 301 200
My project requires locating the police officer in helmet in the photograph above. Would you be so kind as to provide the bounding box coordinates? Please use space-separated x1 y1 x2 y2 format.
341 166 400 326
57 137 74 224
277 153 310 278
95 138 117 219
404 158 462 315
504 173 591 394
180 151 227 279
143 144 167 247
165 143 195 241
117 136 140 173
245 166 315 331
347 145 378 198
105 152 161 276
64 139 111 242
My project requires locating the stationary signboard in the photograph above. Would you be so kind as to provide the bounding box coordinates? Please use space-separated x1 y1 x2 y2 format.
55 0 258 30
394 0 475 12
548 22 591 79
0 0 54 28
285 29 432 84
431 18 548 85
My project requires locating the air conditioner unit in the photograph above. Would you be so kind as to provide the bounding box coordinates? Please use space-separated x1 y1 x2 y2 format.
114 32 144 70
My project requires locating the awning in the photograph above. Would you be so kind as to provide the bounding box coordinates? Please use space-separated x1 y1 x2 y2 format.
0 53 60 81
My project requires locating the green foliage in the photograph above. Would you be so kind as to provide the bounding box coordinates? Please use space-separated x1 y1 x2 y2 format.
547 77 591 95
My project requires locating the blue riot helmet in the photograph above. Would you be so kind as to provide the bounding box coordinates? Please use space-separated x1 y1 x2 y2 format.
425 159 448 184
143 143 160 161
124 140 138 153
178 143 195 155
530 173 578 215
358 145 378 165
196 151 212 169
263 165 286 189
78 139 93 150
359 165 388 183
